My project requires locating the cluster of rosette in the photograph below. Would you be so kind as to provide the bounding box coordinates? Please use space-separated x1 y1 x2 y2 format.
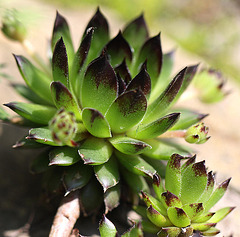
3 8 214 216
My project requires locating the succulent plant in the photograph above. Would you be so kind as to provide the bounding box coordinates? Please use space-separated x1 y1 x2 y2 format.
134 154 234 236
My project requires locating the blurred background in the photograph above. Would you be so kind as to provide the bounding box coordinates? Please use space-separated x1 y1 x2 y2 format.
0 0 240 236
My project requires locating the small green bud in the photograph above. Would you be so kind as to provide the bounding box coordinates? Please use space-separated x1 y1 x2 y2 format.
49 108 78 147
185 122 210 144
1 9 27 42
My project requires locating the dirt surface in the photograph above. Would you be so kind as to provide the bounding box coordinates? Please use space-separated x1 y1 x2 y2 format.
0 0 239 236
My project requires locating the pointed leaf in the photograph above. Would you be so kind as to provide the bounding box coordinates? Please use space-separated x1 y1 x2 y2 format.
13 137 45 149
114 59 132 84
63 163 92 194
181 161 208 204
14 55 53 103
99 215 118 237
122 14 149 52
105 89 147 133
200 227 220 236
49 147 80 166
167 207 190 228
78 137 112 165
122 222 143 237
191 223 216 232
4 102 56 125
182 203 204 220
94 156 119 192
82 108 111 138
170 109 208 130
51 81 81 120
81 55 118 114
104 184 120 213
126 65 151 99
157 227 181 237
30 149 50 174
142 67 186 124
160 191 182 209
52 37 69 87
115 150 156 178
134 34 162 88
129 113 180 139
207 207 235 223
109 136 151 155
204 178 231 212
27 127 61 146
83 8 109 63
116 73 126 95
105 31 133 67
152 173 165 200
165 154 183 197
51 11 74 62
193 212 215 223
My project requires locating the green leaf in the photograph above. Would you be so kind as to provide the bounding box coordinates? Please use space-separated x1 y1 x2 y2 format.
52 37 69 87
193 212 215 223
200 227 220 236
51 81 81 120
182 203 204 220
99 215 118 237
115 150 156 178
165 154 183 197
207 207 235 224
122 14 149 53
4 102 56 125
141 220 160 234
82 108 111 138
109 136 151 155
157 227 181 237
14 55 53 103
63 162 92 195
51 11 74 63
49 147 80 166
142 67 186 124
191 223 216 232
27 127 61 146
83 8 109 63
170 108 208 130
13 137 45 149
30 149 50 174
81 55 118 114
128 113 180 139
105 89 147 133
94 156 119 192
204 178 231 212
104 184 120 213
122 222 143 237
167 207 190 228
160 191 182 209
181 161 208 204
105 31 133 67
114 58 132 84
0 106 10 121
134 34 162 89
78 137 113 165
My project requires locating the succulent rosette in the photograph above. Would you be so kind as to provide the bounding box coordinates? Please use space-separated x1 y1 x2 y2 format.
134 154 234 236
1 8 210 214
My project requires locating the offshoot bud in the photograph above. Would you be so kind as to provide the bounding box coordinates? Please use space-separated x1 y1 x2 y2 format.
185 122 210 144
49 108 78 147
1 9 27 42
194 68 227 103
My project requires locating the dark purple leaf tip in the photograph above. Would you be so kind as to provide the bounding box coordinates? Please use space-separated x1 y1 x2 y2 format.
219 178 231 190
175 207 186 217
99 214 106 226
148 205 159 214
51 81 72 102
169 153 183 170
207 171 215 188
189 203 203 214
192 161 207 177
184 155 196 168
153 173 161 187
53 11 69 32
114 59 132 84
116 74 126 95
162 191 179 207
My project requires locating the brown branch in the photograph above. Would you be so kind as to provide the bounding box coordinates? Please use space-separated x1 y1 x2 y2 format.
49 190 80 237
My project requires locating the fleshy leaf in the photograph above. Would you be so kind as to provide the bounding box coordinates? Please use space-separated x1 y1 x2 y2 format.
79 137 112 165
122 14 149 53
126 64 151 99
13 137 46 149
82 108 111 138
114 59 132 84
83 8 109 63
182 203 204 220
27 127 61 146
141 220 161 234
152 173 165 200
81 55 118 114
94 156 119 192
160 191 182 209
99 215 118 237
122 222 143 237
49 147 80 166
52 37 69 87
109 136 151 155
104 184 120 213
142 67 186 124
63 163 92 195
105 89 147 133
193 212 215 223
129 113 180 139
51 11 74 62
170 109 208 130
191 223 216 232
115 150 156 178
207 207 235 223
104 31 133 67
14 55 53 103
157 227 181 237
134 34 162 88
167 207 191 228
181 161 208 204
116 74 126 95
200 227 220 236
51 81 81 120
4 102 56 125
165 154 183 197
